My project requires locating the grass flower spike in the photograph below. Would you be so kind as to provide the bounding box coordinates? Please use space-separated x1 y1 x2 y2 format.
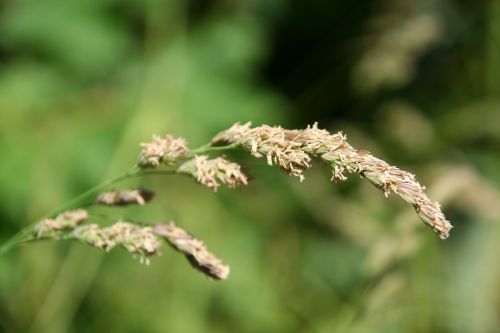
2 121 452 281
213 122 452 239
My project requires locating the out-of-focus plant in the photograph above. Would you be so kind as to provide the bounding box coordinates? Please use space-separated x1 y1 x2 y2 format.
351 0 443 94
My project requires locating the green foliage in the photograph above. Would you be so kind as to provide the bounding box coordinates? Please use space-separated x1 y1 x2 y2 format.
0 0 499 332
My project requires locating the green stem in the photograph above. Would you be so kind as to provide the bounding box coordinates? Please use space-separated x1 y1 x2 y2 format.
0 142 238 255
190 143 238 155
0 166 141 255
134 170 177 177
46 167 141 218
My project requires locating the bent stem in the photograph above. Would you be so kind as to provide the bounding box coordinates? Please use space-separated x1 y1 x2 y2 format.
0 167 139 255
0 143 238 255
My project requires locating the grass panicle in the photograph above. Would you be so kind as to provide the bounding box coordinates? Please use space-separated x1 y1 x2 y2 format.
1 122 453 280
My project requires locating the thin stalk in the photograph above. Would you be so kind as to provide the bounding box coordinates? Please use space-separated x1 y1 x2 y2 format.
43 167 141 219
0 142 239 255
190 143 238 155
134 170 177 177
0 166 140 255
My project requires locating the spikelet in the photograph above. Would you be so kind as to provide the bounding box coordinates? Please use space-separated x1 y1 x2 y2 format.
213 123 311 181
73 221 162 264
178 155 249 191
153 222 230 280
96 189 154 206
34 209 89 238
138 135 190 168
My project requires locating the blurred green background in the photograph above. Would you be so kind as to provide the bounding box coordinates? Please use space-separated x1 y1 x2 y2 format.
1 0 500 332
